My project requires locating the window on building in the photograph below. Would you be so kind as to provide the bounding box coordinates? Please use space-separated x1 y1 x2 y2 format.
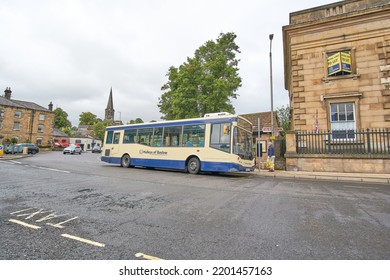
39 114 45 121
38 125 44 133
36 138 42 145
326 50 352 77
13 122 20 130
14 111 22 118
0 120 2 130
330 102 356 139
210 123 230 152
0 109 4 118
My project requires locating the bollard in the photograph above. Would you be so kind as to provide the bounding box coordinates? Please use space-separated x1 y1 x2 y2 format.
23 147 28 155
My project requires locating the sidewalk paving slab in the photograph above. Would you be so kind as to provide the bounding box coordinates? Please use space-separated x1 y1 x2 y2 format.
252 169 390 185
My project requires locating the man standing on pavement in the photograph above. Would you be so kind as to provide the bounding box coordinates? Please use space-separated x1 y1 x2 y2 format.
267 142 275 172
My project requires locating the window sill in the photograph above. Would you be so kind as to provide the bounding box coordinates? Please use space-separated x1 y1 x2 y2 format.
322 74 360 83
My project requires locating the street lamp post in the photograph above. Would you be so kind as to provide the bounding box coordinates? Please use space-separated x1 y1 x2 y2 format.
269 34 274 136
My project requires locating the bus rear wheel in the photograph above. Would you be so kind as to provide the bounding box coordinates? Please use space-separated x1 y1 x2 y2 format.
187 157 200 174
121 154 131 168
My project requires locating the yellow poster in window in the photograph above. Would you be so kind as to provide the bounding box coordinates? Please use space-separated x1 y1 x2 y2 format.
341 52 351 73
327 52 341 75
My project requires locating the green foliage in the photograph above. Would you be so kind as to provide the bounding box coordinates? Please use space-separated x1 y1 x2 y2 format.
127 118 144 124
79 112 98 125
54 108 71 129
159 32 242 120
92 121 111 141
11 136 18 144
276 105 291 135
63 127 72 137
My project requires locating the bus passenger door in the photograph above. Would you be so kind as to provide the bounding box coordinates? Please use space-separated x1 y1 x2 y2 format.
111 132 121 155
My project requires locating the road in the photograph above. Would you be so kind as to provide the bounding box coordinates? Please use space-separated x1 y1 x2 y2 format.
0 151 389 260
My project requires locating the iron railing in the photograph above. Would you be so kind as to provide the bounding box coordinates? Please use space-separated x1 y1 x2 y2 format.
296 129 390 155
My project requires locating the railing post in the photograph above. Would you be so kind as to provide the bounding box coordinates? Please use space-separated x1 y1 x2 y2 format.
366 128 371 154
295 131 299 153
327 130 331 154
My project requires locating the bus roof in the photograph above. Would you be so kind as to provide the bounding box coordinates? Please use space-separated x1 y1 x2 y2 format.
106 114 250 131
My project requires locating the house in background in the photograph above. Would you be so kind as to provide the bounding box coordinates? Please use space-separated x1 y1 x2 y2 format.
283 0 390 173
0 87 54 146
52 128 70 148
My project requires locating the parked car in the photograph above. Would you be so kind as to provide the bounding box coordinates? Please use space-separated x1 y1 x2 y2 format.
8 143 40 154
63 144 82 155
92 145 101 153
4 145 15 154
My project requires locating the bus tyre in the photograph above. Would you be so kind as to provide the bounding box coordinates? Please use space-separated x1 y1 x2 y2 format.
187 157 200 174
121 154 131 168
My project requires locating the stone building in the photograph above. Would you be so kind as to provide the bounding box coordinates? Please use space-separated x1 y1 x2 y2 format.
0 87 55 146
283 0 390 173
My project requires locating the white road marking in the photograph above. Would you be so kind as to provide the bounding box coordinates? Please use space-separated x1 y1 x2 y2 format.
10 208 34 215
47 217 79 228
135 252 164 260
37 166 70 173
9 219 41 230
61 234 105 247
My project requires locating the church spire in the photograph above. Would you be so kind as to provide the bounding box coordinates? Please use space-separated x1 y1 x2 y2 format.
104 87 115 122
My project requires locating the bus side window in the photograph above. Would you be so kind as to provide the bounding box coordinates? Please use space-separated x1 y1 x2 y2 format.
106 131 113 144
138 128 153 146
183 125 205 147
163 126 182 147
210 123 231 153
152 127 163 147
113 132 120 144
123 129 137 144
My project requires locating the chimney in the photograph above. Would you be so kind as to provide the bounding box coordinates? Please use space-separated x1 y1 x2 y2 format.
4 87 12 99
48 101 53 111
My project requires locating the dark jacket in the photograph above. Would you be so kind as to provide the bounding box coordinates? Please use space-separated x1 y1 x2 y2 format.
267 145 275 157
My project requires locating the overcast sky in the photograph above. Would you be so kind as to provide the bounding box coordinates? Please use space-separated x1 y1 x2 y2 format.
0 0 333 126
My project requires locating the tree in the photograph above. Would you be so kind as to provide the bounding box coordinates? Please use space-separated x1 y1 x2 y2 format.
54 108 71 129
127 118 144 124
158 32 242 120
276 105 291 135
92 121 111 141
79 112 98 126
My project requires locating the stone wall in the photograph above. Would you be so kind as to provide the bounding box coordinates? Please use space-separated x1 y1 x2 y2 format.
286 155 390 174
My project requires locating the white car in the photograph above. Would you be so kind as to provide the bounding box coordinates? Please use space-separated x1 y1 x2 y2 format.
63 144 82 155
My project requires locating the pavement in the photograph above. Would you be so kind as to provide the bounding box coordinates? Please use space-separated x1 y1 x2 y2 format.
1 153 389 184
252 169 390 184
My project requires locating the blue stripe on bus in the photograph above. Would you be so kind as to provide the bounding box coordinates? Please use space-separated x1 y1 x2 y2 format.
101 156 253 172
106 117 238 132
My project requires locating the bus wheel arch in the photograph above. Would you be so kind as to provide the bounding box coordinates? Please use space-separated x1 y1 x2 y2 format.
121 154 132 168
186 156 201 174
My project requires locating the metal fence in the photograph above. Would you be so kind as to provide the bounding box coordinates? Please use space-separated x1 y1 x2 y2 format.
296 129 390 155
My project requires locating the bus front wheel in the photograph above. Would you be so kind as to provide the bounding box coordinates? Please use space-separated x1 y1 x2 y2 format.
121 154 131 168
187 157 200 174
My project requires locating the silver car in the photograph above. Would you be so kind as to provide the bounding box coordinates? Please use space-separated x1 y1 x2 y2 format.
63 144 82 155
